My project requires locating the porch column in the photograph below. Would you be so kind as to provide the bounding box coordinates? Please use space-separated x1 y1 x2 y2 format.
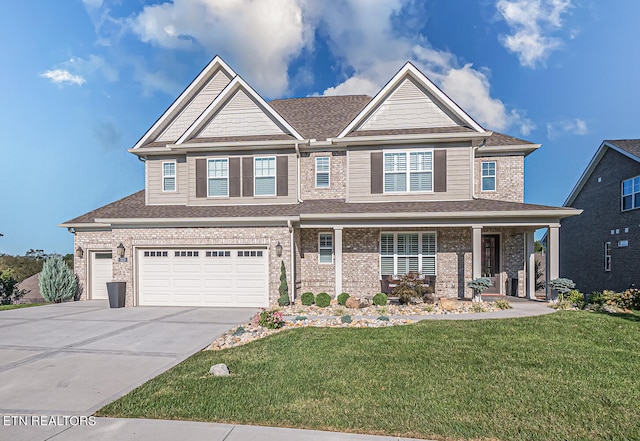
547 224 560 299
525 231 536 299
334 227 343 297
472 226 482 279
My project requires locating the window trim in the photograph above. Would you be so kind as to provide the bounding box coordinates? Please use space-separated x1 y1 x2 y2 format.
621 175 640 211
379 231 437 277
318 232 334 264
162 161 177 192
207 158 229 198
604 242 611 272
315 156 330 188
383 149 434 194
254 156 277 197
481 161 497 192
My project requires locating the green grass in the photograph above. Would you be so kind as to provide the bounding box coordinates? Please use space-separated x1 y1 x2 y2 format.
97 311 640 441
0 303 45 310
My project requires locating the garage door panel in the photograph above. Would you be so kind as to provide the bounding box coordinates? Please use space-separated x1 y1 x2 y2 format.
138 248 268 307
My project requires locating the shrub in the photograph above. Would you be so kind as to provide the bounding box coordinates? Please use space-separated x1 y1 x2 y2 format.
372 292 388 306
259 309 284 329
565 290 585 309
233 326 245 336
392 273 428 304
494 299 512 310
341 315 352 323
301 292 315 306
334 306 346 316
602 289 640 310
549 278 575 301
550 300 573 310
315 292 331 308
377 315 390 321
39 255 77 303
294 315 307 321
0 270 27 305
337 292 350 306
277 261 290 307
587 291 605 306
422 304 434 313
467 277 492 302
470 303 486 313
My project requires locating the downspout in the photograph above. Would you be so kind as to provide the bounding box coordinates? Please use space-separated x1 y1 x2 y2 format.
295 142 303 203
288 219 295 303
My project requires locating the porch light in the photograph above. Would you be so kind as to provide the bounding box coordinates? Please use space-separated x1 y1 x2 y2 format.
275 241 283 257
75 246 84 259
116 243 125 258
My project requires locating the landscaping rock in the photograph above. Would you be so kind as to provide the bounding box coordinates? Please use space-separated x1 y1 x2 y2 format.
439 298 458 311
209 363 230 376
359 298 372 308
345 296 361 309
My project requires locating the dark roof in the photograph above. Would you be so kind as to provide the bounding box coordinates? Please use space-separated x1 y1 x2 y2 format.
483 132 535 146
269 95 371 140
606 139 640 158
64 191 568 225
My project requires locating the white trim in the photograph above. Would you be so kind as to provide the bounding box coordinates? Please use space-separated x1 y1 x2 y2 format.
338 62 485 138
207 158 229 198
162 161 177 192
254 156 277 197
621 175 640 211
383 149 434 194
379 231 437 278
604 241 612 272
315 156 330 188
318 232 334 264
331 132 490 146
481 161 496 192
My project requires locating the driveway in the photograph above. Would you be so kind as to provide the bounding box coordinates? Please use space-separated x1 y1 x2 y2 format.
0 301 256 416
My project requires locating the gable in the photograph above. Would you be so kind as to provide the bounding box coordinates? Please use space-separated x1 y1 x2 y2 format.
157 69 232 142
358 77 461 132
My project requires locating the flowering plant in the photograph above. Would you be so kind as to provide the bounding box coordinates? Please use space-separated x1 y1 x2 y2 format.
258 309 285 329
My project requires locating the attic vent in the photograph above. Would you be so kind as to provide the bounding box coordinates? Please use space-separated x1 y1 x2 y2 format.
597 177 602 182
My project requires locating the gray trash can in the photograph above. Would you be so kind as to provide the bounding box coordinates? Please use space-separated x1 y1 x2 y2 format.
106 282 126 308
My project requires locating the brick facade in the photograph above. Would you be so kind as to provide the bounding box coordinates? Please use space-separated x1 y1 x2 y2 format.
299 151 347 200
475 155 524 202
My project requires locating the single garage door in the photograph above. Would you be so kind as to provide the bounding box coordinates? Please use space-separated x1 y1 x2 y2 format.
137 248 269 307
90 252 113 300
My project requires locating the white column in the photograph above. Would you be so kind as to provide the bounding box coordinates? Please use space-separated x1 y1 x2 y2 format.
526 231 536 299
334 227 343 297
547 225 560 300
472 226 482 279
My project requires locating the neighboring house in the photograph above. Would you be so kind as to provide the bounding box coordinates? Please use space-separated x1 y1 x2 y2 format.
560 140 640 294
60 56 578 308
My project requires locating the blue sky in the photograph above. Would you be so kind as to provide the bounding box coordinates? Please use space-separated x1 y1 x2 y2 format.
1 0 638 255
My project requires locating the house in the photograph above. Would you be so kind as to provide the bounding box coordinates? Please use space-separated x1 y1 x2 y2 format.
560 140 640 294
60 56 579 308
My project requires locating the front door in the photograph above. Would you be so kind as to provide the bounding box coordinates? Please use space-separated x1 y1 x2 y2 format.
481 235 500 294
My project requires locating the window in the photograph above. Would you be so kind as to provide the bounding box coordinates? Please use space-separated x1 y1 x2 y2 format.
208 159 228 197
162 162 176 192
384 151 432 193
174 251 199 257
622 176 640 211
380 232 436 277
206 250 231 257
481 161 496 191
255 157 276 196
319 233 333 264
315 157 330 188
238 250 264 257
618 239 628 248
143 251 168 257
604 242 611 271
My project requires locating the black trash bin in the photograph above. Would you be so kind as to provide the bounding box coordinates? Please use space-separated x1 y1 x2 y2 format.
106 282 126 308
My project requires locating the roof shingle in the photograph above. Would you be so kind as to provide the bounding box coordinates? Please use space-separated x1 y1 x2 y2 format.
606 139 640 158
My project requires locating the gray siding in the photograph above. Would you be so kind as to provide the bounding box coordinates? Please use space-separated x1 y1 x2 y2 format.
347 143 472 202
146 156 188 205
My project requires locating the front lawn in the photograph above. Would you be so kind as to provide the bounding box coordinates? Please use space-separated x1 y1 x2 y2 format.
97 311 640 441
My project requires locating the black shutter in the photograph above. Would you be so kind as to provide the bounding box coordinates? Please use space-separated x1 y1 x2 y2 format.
195 158 207 198
277 156 288 196
242 157 253 197
371 152 383 194
229 157 241 197
434 149 447 192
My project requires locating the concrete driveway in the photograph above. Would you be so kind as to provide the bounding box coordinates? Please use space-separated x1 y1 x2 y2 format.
0 301 256 417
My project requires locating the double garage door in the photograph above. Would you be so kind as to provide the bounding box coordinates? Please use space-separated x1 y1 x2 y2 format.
137 248 268 307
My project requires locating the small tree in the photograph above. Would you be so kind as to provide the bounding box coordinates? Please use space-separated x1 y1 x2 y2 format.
549 278 575 302
39 255 77 303
0 269 27 305
467 277 492 302
277 261 290 307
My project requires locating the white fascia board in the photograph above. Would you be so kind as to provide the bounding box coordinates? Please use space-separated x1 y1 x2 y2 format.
300 208 581 221
337 62 485 138
476 144 541 157
173 139 304 152
300 220 565 229
93 216 300 227
177 76 304 144
331 131 492 146
58 222 112 230
132 56 236 150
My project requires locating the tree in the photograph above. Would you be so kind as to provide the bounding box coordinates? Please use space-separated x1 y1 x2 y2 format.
467 277 492 302
39 255 77 303
25 249 48 260
549 278 575 302
277 261 290 306
0 270 27 305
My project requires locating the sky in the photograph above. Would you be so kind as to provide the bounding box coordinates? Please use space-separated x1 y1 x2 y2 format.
1 0 639 256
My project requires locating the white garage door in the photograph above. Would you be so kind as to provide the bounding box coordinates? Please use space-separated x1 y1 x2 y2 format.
137 248 269 307
90 252 113 300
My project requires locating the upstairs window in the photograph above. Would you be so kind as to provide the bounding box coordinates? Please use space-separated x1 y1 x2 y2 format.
384 151 432 193
319 233 333 264
481 161 496 191
208 159 228 197
622 176 640 211
604 242 611 272
255 157 276 196
162 162 176 192
315 157 330 188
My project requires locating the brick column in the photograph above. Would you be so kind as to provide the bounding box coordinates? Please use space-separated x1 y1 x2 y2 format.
334 227 343 297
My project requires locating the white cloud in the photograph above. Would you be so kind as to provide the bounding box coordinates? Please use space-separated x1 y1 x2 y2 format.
40 69 86 86
496 0 572 67
546 118 588 138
